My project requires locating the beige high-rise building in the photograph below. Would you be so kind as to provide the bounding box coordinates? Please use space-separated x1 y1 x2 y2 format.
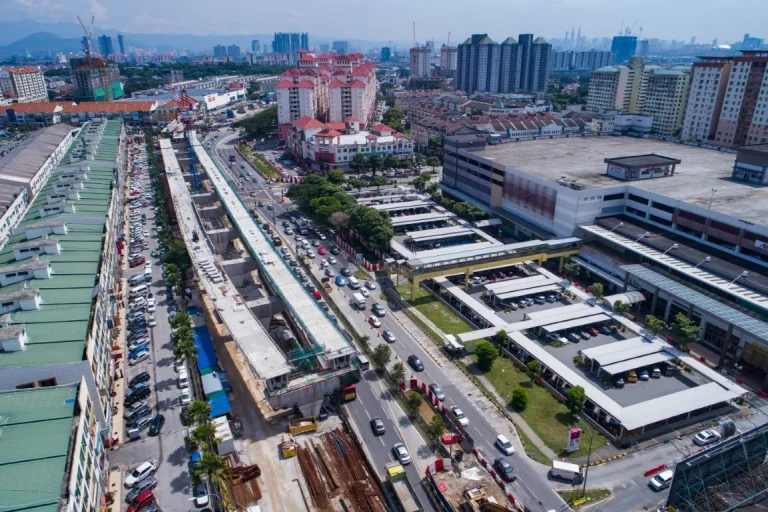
681 57 733 142
628 56 654 113
0 66 48 103
714 51 768 146
641 66 691 136
585 65 631 113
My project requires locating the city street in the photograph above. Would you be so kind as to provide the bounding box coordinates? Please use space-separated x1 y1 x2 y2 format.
108 143 194 512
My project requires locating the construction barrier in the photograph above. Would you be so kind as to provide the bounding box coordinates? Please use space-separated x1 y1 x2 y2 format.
644 464 666 477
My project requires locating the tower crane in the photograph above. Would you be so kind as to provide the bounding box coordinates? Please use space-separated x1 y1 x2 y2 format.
77 15 99 57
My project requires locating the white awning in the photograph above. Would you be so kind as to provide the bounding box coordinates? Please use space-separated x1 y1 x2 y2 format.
496 284 562 301
600 351 674 376
603 291 646 309
474 218 502 228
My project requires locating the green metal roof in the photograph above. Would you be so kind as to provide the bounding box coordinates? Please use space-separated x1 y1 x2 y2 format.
24 321 90 343
0 385 78 512
40 288 94 305
12 303 91 323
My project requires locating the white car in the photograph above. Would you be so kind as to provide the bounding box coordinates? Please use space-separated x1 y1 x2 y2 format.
147 303 156 313
328 256 337 265
451 406 469 427
360 288 370 298
306 249 315 258
320 259 329 268
693 429 722 446
129 352 150 366
148 315 157 327
147 296 156 307
174 359 186 373
365 280 377 290
124 461 156 487
180 389 192 405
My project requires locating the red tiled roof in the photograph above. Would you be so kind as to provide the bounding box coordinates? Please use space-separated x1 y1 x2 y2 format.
292 116 325 129
2 102 59 114
348 80 366 88
365 134 377 140
317 53 332 59
299 55 316 61
295 80 315 89
345 115 360 122
301 68 318 76
162 96 199 108
3 66 40 74
371 123 394 132
315 129 342 137
329 80 347 88
63 101 158 113
275 80 295 89
280 69 300 76
332 69 346 76
318 65 332 71
394 132 405 138
324 122 347 131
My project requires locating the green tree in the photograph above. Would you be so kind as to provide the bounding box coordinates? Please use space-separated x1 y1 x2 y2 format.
382 107 405 132
474 341 499 371
327 169 345 185
405 393 422 419
350 153 368 178
411 174 430 192
328 211 351 231
309 196 343 217
370 343 392 373
426 156 441 172
415 154 427 170
164 241 191 271
588 283 604 301
527 360 541 374
192 451 228 486
425 415 447 444
563 262 581 282
511 387 529 411
191 423 219 450
613 300 629 313
347 178 365 191
173 335 198 364
233 106 278 140
170 311 191 330
171 324 193 347
427 136 444 156
187 400 212 425
370 175 388 190
646 315 666 336
564 385 587 418
383 153 399 171
358 335 371 354
388 362 407 388
348 205 394 252
368 153 383 176
672 312 701 349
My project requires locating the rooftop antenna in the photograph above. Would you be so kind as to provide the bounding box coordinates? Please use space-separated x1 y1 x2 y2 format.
448 31 451 46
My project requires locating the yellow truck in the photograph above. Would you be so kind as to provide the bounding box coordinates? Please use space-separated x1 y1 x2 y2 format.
386 462 423 512
288 416 318 435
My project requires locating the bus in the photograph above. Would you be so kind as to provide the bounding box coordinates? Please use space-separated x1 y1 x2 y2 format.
342 384 357 401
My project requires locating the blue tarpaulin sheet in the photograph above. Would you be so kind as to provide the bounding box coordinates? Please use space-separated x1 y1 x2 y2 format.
193 326 218 371
207 391 231 418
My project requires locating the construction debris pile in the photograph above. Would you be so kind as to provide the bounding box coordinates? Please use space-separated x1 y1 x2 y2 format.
225 463 262 508
296 428 387 511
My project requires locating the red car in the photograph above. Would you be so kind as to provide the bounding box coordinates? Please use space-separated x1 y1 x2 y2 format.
588 327 600 337
312 290 322 300
130 258 145 267
318 246 326 255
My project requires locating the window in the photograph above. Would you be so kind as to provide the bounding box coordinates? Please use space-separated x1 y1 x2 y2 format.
627 193 649 205
604 192 624 201
651 201 675 213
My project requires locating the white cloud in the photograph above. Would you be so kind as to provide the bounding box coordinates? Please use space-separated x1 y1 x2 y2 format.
89 0 108 20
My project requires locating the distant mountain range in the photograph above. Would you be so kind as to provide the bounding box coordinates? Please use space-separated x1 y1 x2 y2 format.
0 19 407 57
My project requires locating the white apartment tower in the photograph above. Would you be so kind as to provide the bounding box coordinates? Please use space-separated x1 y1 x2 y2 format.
714 51 768 146
585 65 631 113
681 57 733 142
410 46 432 77
0 67 48 103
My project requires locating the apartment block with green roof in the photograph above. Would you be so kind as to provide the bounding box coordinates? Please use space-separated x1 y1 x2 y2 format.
0 377 105 512
0 119 128 462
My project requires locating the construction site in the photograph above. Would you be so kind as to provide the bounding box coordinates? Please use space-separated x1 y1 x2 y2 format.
71 16 124 102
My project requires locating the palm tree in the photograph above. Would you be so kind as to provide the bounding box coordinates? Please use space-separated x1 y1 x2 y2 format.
193 451 227 486
172 324 193 348
191 423 219 450
170 311 191 330
187 400 212 425
173 336 198 364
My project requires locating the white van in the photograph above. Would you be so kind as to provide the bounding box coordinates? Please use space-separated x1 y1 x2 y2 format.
178 369 189 389
648 469 674 491
550 460 583 483
354 353 369 370
495 434 515 455
347 276 361 290
144 268 152 280
352 292 366 309
130 284 148 297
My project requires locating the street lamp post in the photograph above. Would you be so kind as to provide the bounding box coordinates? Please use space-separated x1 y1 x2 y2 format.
708 188 717 210
661 243 678 256
634 232 650 243
581 422 595 499
729 270 748 287
693 256 712 269
608 221 624 233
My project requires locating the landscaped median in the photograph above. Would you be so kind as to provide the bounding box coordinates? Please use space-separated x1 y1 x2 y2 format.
237 144 281 180
394 284 473 340
557 488 611 508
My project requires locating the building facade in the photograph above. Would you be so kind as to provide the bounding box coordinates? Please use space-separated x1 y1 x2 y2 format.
213 45 227 58
552 50 615 73
642 67 691 136
586 65 631 113
273 33 310 64
456 33 551 95
117 34 126 54
332 41 350 55
713 51 768 146
611 36 638 64
69 58 124 102
410 46 432 77
0 66 48 103
381 47 392 62
440 45 458 76
227 45 241 59
681 57 733 142
97 35 114 57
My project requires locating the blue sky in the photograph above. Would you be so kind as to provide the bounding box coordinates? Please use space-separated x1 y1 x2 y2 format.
2 0 765 43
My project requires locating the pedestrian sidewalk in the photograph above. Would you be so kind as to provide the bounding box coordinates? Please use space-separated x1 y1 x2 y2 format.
106 463 123 508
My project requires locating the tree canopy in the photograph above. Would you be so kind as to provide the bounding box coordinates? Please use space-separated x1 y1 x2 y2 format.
474 341 498 371
382 107 405 132
234 106 277 140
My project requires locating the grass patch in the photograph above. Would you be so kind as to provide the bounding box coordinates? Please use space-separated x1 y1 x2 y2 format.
517 428 551 465
238 145 280 179
407 390 436 424
395 284 472 337
484 358 609 458
558 489 611 507
354 267 372 280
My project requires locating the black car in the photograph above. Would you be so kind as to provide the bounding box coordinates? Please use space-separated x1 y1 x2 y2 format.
129 372 150 388
371 303 386 317
125 387 151 405
340 267 352 277
370 417 385 435
407 355 424 372
493 458 516 482
148 415 165 436
330 247 340 255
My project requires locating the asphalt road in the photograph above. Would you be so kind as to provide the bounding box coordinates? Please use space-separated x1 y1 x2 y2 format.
108 142 196 512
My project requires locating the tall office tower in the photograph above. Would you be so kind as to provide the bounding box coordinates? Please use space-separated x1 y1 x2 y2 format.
570 28 575 45
381 47 391 61
426 41 435 53
227 45 241 58
611 36 638 64
117 34 126 54
300 33 309 51
440 45 458 75
251 40 260 54
637 39 649 57
690 36 696 45
320 43 330 53
642 66 692 136
585 65 631 113
0 66 48 103
410 46 432 77
263 44 269 55
213 45 228 58
456 33 549 94
681 56 733 142
332 41 350 55
714 51 768 146
97 35 114 57
576 27 582 48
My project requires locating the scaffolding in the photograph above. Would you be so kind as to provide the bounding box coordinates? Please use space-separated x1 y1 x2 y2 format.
666 422 768 511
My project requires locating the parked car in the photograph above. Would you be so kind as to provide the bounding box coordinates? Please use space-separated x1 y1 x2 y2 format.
648 469 674 491
627 370 638 383
382 330 396 343
193 482 210 506
494 458 516 482
340 267 352 277
451 406 469 427
125 476 158 503
365 280 377 290
129 351 150 365
148 415 165 436
693 429 722 446
180 389 192 405
124 461 156 487
638 368 650 381
588 327 600 337
614 376 625 388
129 372 150 388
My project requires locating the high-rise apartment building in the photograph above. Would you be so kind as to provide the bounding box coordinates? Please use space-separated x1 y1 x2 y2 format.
642 66 691 136
440 45 458 76
637 39 649 57
273 33 310 64
714 51 768 146
585 65 631 113
117 34 126 54
213 45 228 58
227 45 241 59
332 41 350 55
611 36 638 64
251 40 260 54
0 66 48 103
69 57 124 102
320 43 330 54
456 33 551 95
410 45 432 77
381 47 392 61
681 57 733 142
551 50 615 72
97 35 114 57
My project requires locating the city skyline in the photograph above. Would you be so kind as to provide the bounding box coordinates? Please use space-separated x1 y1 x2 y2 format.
2 0 765 44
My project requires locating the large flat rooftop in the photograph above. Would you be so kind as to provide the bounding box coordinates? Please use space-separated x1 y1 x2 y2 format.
470 137 763 221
